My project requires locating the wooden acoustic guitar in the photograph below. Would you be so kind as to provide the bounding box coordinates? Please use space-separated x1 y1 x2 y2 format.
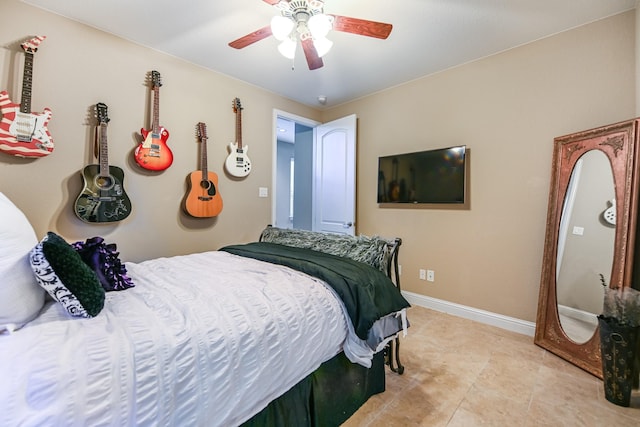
134 70 173 171
224 97 251 177
183 122 223 217
74 103 132 223
0 35 54 157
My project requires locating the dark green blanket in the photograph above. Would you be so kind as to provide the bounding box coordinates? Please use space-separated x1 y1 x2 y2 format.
220 242 410 340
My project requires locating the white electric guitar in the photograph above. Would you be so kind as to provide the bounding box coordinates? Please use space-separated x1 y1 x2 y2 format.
0 35 54 157
603 198 616 226
225 97 251 177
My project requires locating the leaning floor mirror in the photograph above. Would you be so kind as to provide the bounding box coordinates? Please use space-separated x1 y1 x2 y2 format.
534 118 640 378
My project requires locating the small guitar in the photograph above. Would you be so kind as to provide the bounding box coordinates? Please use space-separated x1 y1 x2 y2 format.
225 97 251 177
75 103 132 223
134 70 173 171
0 35 54 157
183 122 223 217
603 198 616 226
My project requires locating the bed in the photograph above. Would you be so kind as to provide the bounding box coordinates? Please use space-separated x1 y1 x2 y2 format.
0 192 409 427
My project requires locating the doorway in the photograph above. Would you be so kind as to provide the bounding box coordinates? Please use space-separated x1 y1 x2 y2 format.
272 110 356 235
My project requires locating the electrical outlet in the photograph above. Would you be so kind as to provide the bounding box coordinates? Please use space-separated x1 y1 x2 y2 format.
427 270 435 282
419 269 426 280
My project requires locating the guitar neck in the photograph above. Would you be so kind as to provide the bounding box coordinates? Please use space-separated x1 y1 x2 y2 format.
20 52 34 113
99 123 109 177
152 86 160 134
201 136 208 180
235 109 243 150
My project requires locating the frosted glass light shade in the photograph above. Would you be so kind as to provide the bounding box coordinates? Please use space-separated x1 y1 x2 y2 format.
278 38 296 59
271 16 294 41
313 36 333 57
308 14 332 38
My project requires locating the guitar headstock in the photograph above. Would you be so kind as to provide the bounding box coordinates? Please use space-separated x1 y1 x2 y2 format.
21 35 46 54
232 97 243 113
96 103 110 125
197 122 208 142
150 70 162 88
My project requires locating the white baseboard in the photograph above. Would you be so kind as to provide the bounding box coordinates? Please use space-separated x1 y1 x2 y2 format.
557 304 598 326
402 291 536 337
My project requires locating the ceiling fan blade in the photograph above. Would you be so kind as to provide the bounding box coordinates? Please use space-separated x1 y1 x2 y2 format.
330 15 393 39
301 38 323 70
229 25 273 49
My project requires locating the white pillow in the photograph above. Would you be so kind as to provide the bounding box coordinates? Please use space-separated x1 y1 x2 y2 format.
0 192 45 332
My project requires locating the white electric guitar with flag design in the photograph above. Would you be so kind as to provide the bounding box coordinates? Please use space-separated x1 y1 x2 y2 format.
0 36 54 157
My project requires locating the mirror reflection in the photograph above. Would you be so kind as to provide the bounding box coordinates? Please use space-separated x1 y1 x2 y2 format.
556 150 615 343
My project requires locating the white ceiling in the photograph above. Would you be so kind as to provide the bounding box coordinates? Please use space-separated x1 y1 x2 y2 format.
23 0 636 109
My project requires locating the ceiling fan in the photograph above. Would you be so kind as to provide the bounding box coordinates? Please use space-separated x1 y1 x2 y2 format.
229 0 393 70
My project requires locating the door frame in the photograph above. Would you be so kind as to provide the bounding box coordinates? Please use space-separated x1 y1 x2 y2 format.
271 109 320 226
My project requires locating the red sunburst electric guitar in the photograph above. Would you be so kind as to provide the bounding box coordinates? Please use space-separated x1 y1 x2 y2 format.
134 70 173 171
0 35 54 157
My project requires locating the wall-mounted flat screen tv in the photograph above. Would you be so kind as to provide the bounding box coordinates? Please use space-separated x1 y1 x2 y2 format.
377 145 467 204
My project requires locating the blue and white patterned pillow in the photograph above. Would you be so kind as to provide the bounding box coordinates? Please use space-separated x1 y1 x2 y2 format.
30 232 105 318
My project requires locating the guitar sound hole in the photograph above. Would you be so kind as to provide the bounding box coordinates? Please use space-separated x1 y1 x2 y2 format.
200 180 216 196
95 175 114 190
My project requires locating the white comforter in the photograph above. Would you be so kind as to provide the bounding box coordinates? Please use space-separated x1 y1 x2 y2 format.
0 251 356 427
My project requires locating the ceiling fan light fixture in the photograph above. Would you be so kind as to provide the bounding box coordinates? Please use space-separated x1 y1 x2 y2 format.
313 36 333 57
278 37 297 59
271 15 294 41
229 0 392 71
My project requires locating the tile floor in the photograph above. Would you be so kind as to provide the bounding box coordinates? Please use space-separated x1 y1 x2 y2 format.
343 306 640 426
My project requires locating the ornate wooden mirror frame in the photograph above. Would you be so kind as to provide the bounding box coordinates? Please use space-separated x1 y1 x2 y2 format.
534 118 640 378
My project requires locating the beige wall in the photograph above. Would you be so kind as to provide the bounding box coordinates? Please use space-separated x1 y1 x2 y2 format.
0 1 635 323
0 0 320 262
324 11 636 322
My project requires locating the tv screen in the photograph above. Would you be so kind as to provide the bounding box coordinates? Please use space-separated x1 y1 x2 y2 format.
377 145 466 204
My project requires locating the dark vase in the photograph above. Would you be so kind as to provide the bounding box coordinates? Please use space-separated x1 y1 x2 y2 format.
598 315 640 407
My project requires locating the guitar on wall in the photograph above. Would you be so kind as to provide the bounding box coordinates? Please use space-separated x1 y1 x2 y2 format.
74 103 132 223
134 70 173 171
224 97 251 177
0 35 54 157
183 122 223 218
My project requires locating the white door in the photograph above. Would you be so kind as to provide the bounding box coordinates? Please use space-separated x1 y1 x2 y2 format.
313 114 356 235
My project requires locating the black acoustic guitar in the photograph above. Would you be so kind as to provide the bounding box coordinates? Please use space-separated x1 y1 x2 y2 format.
74 103 132 223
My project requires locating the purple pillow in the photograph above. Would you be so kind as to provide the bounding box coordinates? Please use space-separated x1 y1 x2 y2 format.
72 237 134 292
